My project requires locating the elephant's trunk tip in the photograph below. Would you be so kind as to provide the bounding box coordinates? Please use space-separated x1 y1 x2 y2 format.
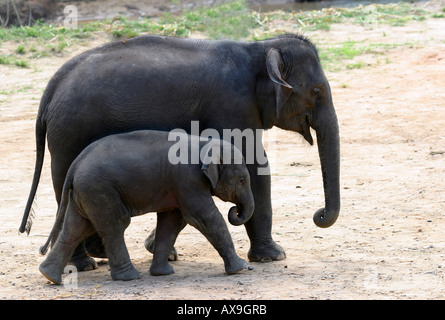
228 206 253 226
313 207 339 228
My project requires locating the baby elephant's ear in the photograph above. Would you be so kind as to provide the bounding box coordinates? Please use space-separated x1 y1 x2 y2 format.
201 141 221 189
201 162 219 190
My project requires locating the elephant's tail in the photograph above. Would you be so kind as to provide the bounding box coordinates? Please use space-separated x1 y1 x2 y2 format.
19 116 46 234
39 175 73 255
19 60 72 235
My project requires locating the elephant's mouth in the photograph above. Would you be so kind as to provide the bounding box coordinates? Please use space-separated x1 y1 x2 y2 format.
299 115 314 145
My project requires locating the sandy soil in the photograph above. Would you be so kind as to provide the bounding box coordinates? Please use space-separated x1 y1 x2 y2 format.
1 7 444 300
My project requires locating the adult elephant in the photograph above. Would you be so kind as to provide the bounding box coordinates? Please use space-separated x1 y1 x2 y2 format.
20 34 340 269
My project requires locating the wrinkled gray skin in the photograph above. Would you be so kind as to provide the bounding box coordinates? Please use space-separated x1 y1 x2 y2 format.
21 34 340 270
39 131 254 284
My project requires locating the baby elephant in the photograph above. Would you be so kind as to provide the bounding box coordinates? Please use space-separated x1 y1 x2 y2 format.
39 130 254 284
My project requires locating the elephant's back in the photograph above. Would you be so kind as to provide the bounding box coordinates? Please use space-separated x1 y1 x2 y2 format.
69 130 179 210
70 130 171 178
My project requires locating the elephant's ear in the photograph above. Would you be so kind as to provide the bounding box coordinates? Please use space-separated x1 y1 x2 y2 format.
201 141 221 190
266 48 293 118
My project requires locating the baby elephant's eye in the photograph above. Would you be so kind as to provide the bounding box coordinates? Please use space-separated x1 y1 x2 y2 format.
239 177 246 185
313 87 321 95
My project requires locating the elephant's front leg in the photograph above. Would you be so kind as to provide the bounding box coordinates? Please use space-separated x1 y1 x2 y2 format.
245 162 286 262
144 165 286 263
70 241 99 271
180 199 247 275
145 222 180 262
84 233 107 258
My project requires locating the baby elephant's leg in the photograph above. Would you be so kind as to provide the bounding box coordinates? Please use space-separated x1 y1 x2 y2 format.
101 232 139 281
70 241 98 272
150 209 186 276
184 207 248 275
145 226 178 261
40 204 95 285
87 201 139 281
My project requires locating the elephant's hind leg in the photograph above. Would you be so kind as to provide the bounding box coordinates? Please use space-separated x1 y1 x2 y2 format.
39 203 95 284
87 201 139 281
50 154 102 270
150 209 186 276
101 232 139 281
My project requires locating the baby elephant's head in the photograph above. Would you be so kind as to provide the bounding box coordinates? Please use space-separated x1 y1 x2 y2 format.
201 140 254 226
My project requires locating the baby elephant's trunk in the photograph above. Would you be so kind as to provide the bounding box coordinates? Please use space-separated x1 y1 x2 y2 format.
227 202 254 226
227 185 255 226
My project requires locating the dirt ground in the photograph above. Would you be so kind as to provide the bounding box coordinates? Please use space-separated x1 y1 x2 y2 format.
1 5 444 300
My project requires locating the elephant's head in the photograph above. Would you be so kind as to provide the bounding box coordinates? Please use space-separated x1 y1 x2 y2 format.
256 34 341 228
201 140 255 226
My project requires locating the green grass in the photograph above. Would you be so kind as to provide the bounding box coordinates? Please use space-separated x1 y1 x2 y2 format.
256 2 430 34
0 20 103 41
0 1 438 43
103 0 257 40
0 1 256 69
346 61 366 70
323 41 365 60
0 54 29 68
0 1 442 70
15 44 26 54
117 0 256 40
338 2 426 26
317 40 418 71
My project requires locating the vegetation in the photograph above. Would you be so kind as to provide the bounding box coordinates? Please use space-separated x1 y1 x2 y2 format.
0 53 28 67
0 1 443 70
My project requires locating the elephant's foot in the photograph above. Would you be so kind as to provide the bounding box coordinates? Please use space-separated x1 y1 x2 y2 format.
70 253 98 272
150 262 175 276
247 240 286 262
144 235 178 261
110 262 140 281
224 256 248 275
39 261 62 285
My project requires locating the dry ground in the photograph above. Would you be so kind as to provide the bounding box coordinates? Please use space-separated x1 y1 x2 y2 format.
0 9 444 300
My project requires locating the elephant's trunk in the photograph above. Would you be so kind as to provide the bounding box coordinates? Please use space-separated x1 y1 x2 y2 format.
228 193 255 226
312 107 341 228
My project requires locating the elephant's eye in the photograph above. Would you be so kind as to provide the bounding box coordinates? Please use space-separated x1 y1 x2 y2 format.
239 177 246 185
313 87 321 95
